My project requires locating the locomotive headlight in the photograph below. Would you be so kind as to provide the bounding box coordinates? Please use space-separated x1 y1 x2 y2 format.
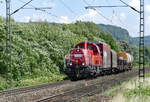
82 62 85 66
67 62 72 66
70 62 72 66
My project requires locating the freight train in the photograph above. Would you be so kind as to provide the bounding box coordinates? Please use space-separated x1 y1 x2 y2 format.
65 41 133 80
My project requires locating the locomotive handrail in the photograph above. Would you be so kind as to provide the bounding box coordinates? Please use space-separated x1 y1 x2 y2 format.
65 54 91 65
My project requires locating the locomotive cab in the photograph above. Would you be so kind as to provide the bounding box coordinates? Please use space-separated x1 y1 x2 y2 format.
65 42 103 79
72 42 102 66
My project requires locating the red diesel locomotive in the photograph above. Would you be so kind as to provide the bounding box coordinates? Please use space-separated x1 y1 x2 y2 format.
65 41 133 80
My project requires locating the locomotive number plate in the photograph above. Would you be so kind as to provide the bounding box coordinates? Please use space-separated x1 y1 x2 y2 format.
74 54 82 57
75 59 78 63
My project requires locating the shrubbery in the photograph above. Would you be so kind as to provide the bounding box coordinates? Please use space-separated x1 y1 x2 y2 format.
1 17 145 89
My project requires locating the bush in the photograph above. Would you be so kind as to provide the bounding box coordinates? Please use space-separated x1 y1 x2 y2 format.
0 17 123 89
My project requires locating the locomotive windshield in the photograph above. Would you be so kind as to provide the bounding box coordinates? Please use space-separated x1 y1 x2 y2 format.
93 46 98 52
75 44 84 49
87 45 92 50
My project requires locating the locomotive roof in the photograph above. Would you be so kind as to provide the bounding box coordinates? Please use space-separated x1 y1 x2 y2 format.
87 41 108 45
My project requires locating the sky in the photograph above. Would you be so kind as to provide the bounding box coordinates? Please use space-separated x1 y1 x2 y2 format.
0 0 150 37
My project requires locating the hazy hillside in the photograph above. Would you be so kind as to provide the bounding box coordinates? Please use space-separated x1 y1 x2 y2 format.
99 24 131 41
133 36 150 47
98 24 150 47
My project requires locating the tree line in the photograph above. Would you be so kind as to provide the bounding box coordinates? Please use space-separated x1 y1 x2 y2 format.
0 17 149 85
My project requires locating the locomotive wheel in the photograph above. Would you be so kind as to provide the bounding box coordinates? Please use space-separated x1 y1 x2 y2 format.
70 76 78 81
107 69 112 75
99 71 104 76
70 71 80 81
93 72 97 78
114 69 119 74
112 68 116 74
89 72 94 77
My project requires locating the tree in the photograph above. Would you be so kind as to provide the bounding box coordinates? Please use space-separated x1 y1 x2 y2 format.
119 40 131 53
99 32 121 52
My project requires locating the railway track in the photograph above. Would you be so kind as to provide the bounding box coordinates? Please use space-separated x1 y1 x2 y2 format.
35 68 150 102
0 67 149 102
0 80 70 98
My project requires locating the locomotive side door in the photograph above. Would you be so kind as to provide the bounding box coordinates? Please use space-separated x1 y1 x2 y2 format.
93 45 102 66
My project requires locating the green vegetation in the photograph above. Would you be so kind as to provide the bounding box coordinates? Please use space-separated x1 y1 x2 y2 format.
145 47 150 65
0 18 121 89
125 86 150 97
119 40 132 53
99 24 131 42
103 77 150 102
99 32 121 52
131 46 150 66
0 16 149 89
133 36 150 47
123 73 150 102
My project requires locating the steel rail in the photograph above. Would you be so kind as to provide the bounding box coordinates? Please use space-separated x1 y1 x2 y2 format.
0 80 70 98
35 76 111 102
69 67 150 102
1 67 149 101
35 68 144 102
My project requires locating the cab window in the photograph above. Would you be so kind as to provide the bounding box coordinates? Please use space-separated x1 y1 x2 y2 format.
87 45 92 50
76 44 84 49
93 46 98 52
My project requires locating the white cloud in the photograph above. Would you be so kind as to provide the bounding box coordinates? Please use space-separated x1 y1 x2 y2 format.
77 9 98 21
32 13 53 22
129 0 140 10
43 2 56 8
120 13 126 21
146 5 150 12
33 14 45 21
17 16 31 22
59 16 72 24
57 9 99 24
24 16 31 22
